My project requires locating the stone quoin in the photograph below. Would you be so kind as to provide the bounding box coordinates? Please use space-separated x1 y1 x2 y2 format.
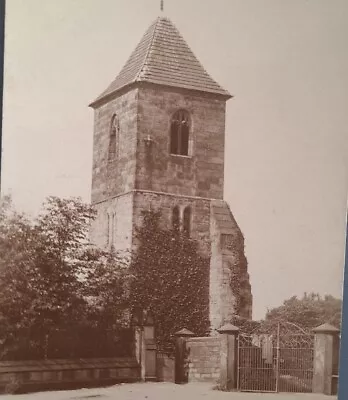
88 15 252 331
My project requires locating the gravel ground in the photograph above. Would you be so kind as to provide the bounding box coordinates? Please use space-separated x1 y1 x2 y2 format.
0 382 337 400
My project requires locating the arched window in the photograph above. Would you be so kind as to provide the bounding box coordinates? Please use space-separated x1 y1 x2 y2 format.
108 114 119 162
172 206 180 231
183 206 191 236
170 110 190 156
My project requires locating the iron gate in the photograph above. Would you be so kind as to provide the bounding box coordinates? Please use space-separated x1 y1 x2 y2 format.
237 322 314 393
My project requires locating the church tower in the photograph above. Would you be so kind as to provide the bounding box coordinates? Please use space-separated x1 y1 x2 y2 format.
89 15 252 330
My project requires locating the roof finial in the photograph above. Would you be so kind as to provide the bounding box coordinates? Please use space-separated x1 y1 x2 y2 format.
160 0 164 12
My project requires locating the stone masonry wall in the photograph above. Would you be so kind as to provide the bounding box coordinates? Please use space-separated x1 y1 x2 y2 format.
209 200 252 331
89 193 252 331
0 358 139 394
132 191 211 255
91 89 138 204
209 213 225 332
89 192 133 253
185 337 221 382
89 83 252 332
136 85 226 199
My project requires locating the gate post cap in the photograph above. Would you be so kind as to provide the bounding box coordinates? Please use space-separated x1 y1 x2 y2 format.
312 323 340 334
174 328 195 337
217 323 239 334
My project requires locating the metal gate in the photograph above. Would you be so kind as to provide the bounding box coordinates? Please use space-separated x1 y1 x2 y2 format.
237 322 314 393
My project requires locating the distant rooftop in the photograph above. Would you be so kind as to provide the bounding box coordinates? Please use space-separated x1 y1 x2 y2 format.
90 16 231 107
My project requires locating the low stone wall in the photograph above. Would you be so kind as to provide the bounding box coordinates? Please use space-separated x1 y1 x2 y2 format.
185 337 221 382
0 357 139 394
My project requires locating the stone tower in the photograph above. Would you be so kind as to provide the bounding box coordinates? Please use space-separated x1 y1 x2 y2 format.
89 16 252 330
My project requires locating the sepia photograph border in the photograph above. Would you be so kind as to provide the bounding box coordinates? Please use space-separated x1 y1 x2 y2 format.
0 1 347 399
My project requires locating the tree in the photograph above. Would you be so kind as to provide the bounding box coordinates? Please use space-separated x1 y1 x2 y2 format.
129 210 210 353
265 292 342 329
0 196 94 332
0 196 130 359
81 247 130 328
0 196 35 329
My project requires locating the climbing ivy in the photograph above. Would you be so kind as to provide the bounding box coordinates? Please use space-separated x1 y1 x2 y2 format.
129 210 210 354
227 230 249 315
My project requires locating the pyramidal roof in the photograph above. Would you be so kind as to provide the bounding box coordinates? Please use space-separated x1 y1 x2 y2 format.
90 16 231 107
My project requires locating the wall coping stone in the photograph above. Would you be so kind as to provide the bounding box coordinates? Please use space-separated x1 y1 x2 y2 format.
0 357 138 373
312 323 340 334
217 323 239 334
174 328 195 337
186 337 220 342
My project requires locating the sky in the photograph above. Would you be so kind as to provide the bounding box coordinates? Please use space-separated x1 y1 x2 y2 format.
1 0 348 320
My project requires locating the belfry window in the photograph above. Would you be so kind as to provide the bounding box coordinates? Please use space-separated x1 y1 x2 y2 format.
183 206 191 236
108 114 119 162
170 110 190 156
172 206 180 231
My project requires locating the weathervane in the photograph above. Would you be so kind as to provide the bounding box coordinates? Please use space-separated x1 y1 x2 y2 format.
160 0 164 12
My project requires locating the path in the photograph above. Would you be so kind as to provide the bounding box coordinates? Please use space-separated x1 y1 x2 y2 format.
0 382 337 400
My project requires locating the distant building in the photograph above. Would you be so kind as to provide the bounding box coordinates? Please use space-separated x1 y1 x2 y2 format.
89 15 252 330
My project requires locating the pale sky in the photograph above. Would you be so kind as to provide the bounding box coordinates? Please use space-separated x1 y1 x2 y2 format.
1 0 348 320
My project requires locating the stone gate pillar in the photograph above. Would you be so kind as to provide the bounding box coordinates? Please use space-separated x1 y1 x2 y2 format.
174 328 195 384
217 323 239 390
312 323 340 395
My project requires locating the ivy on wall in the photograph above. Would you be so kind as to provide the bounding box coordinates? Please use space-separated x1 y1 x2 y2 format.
129 210 210 353
227 230 249 315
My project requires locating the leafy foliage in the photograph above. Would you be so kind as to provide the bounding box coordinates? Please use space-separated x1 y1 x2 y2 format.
227 231 249 315
0 197 90 332
0 195 130 359
81 247 130 328
0 197 211 359
129 210 210 353
265 292 342 329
